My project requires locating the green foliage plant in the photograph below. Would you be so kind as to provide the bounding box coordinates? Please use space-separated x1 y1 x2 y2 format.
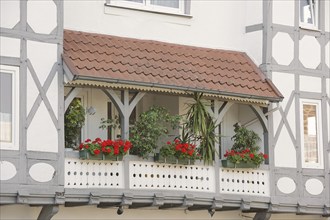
129 106 181 158
231 123 261 152
224 123 268 167
65 98 85 148
184 92 217 165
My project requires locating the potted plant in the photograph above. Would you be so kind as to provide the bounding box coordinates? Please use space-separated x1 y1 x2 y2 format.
78 137 132 161
221 123 268 168
184 92 217 165
65 98 85 148
155 138 200 165
129 106 181 158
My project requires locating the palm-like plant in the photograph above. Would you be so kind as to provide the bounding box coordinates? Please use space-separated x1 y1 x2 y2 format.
185 92 216 165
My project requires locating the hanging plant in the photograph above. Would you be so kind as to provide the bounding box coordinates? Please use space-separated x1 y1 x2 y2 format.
64 98 85 148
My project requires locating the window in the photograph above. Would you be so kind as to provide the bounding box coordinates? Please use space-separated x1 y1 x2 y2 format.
300 99 323 168
0 65 19 150
299 0 319 29
107 0 187 15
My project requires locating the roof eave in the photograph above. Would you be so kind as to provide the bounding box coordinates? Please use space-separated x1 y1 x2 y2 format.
71 75 282 103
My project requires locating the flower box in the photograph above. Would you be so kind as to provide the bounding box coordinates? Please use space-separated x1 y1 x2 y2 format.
79 151 123 161
154 153 194 165
221 159 258 168
79 150 103 160
103 154 123 161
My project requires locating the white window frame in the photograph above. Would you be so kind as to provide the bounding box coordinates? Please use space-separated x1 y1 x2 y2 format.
107 0 185 15
299 0 319 30
0 65 19 150
300 99 323 169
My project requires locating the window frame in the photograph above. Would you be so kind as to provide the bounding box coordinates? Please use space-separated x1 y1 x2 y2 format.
106 0 187 16
299 0 319 30
0 65 19 150
300 99 323 169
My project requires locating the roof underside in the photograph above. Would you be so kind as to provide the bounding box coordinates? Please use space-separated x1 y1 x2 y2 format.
63 30 283 104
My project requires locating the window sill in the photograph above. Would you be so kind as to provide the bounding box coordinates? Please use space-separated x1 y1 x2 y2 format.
299 25 321 32
104 3 192 19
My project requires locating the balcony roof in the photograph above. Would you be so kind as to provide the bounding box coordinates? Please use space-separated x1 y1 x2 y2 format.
63 30 283 104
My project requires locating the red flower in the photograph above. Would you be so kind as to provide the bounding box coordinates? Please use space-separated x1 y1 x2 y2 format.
79 143 84 150
166 141 171 145
249 153 254 159
263 154 268 159
94 149 100 155
85 138 91 143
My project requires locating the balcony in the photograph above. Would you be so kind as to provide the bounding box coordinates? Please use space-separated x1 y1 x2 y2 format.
64 152 270 210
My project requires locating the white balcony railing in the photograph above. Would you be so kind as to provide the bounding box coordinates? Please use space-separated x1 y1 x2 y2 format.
129 161 215 192
65 156 269 198
219 168 270 196
65 158 124 188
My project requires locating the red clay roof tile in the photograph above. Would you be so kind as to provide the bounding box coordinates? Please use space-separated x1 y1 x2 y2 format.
63 30 283 102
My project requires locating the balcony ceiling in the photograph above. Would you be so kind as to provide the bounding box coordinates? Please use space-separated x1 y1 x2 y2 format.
63 29 283 103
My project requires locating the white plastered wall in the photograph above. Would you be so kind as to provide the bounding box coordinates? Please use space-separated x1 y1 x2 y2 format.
245 31 263 66
245 0 262 26
300 76 322 93
0 37 20 58
272 0 294 27
0 0 20 29
26 41 58 152
272 72 296 168
64 1 252 53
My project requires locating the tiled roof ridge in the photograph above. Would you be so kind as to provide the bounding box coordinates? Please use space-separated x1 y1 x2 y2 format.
64 29 248 65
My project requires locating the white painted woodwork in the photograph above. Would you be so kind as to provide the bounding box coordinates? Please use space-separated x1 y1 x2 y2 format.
64 157 272 198
305 178 324 195
129 161 215 192
299 36 321 69
0 37 20 58
0 0 20 29
27 0 57 34
0 161 17 181
65 158 124 189
272 32 294 66
272 0 294 26
274 126 297 168
219 168 270 197
0 65 20 150
27 102 58 152
300 76 322 93
277 177 296 194
29 163 55 183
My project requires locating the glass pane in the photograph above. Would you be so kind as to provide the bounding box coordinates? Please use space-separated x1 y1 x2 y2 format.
123 0 144 3
0 72 13 142
303 104 318 163
300 0 314 24
150 0 179 8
